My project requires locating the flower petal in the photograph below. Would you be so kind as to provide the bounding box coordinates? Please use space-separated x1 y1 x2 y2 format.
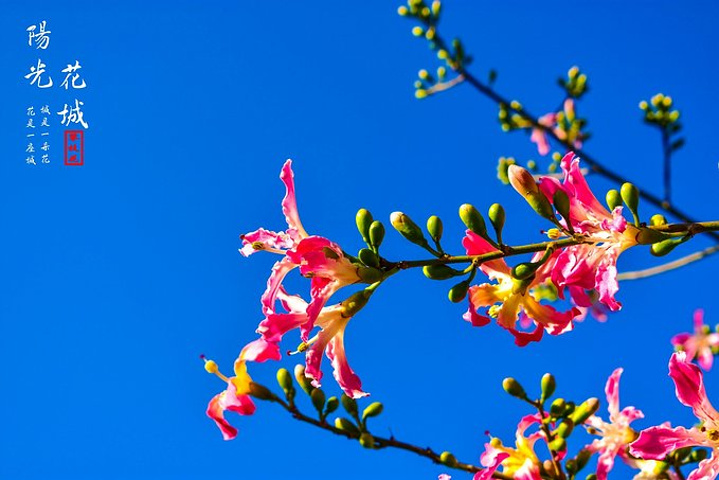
669 352 719 424
327 328 368 399
280 159 308 238
630 425 706 460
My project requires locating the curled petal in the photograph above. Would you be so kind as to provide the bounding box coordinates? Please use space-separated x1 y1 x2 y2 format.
605 368 623 420
206 392 238 441
260 257 297 315
687 455 719 480
304 314 349 388
475 443 511 480
239 227 294 257
280 159 308 238
257 312 308 343
463 286 492 327
630 425 706 460
669 352 719 424
327 329 367 399
239 338 282 363
595 443 621 480
462 230 510 279
508 322 544 347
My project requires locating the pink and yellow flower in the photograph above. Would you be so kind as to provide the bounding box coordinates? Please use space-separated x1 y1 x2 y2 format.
536 153 639 311
672 309 719 371
630 352 719 480
240 160 363 340
462 230 578 346
585 368 644 480
482 414 546 480
202 343 261 440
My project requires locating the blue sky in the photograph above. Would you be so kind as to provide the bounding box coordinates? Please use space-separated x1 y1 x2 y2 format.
1 1 718 479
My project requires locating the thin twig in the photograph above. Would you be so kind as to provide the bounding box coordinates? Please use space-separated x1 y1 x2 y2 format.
618 244 719 281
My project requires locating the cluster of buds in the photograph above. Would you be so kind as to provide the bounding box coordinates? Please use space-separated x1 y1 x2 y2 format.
639 93 684 152
558 66 589 99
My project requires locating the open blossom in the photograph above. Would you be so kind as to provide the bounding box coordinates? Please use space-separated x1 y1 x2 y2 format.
482 414 546 480
202 343 260 440
240 159 365 341
535 153 639 311
462 230 578 346
529 99 583 156
630 352 719 480
672 309 719 371
586 368 644 480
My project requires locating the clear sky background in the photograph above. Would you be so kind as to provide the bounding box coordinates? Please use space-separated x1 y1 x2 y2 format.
1 1 718 479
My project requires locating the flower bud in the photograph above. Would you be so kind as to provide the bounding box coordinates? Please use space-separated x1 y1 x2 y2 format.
512 262 538 281
359 432 375 449
575 449 592 470
553 190 571 225
502 377 526 399
326 396 340 414
341 290 371 317
448 279 470 303
549 398 566 416
586 474 598 480
412 26 424 37
540 373 556 401
651 238 684 257
362 402 384 420
569 397 600 424
650 214 668 226
427 215 443 243
357 266 383 284
459 203 487 237
358 248 380 268
635 227 668 245
423 264 460 280
440 451 458 467
555 418 575 438
488 203 505 241
606 189 622 211
294 364 314 395
341 394 358 416
565 459 577 474
508 165 555 220
390 212 428 246
549 436 566 452
335 417 360 435
620 182 640 222
691 448 709 462
369 220 385 249
311 388 326 413
356 209 373 244
277 368 294 394
248 382 274 401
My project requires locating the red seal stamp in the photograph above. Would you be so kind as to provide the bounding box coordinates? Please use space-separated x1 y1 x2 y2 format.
64 130 84 166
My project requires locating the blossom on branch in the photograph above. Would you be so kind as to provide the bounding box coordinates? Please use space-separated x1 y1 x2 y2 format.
630 352 719 480
672 309 719 371
482 414 546 480
585 368 644 480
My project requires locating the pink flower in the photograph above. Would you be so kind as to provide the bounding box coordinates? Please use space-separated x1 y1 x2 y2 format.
537 153 639 311
630 352 719 480
202 346 259 441
482 414 545 480
529 99 583 156
252 288 369 398
672 309 719 371
462 230 578 346
240 160 363 340
586 368 644 480
530 112 557 156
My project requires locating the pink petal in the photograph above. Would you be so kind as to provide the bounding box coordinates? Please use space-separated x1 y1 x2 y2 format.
605 368 623 419
699 347 715 371
463 287 492 327
239 338 282 363
279 159 308 238
595 443 620 480
475 443 511 480
671 333 692 347
687 455 719 480
260 257 297 315
530 128 551 156
239 227 294 257
508 322 544 347
257 312 308 343
630 425 705 460
327 329 368 399
669 352 719 424
695 309 706 332
462 230 510 278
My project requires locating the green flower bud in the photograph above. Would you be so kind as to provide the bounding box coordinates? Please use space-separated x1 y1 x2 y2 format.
358 248 380 268
294 364 314 395
362 402 384 420
311 388 326 413
690 448 709 462
412 26 424 37
488 203 505 241
341 290 371 317
540 373 556 401
248 382 274 401
440 451 458 467
423 264 460 280
620 182 640 222
502 377 526 399
369 220 385 249
650 214 668 226
586 474 598 480
326 396 340 414
459 203 487 236
427 215 443 243
553 190 571 225
415 89 428 99
390 212 428 247
512 262 538 281
359 432 375 449
397 6 408 16
507 166 555 220
549 398 566 416
569 398 600 425
277 368 294 395
606 189 622 211
448 279 470 303
651 238 684 257
335 417 360 435
357 266 383 284
575 449 592 470
549 436 567 452
555 418 575 438
356 208 373 244
341 394 358 416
